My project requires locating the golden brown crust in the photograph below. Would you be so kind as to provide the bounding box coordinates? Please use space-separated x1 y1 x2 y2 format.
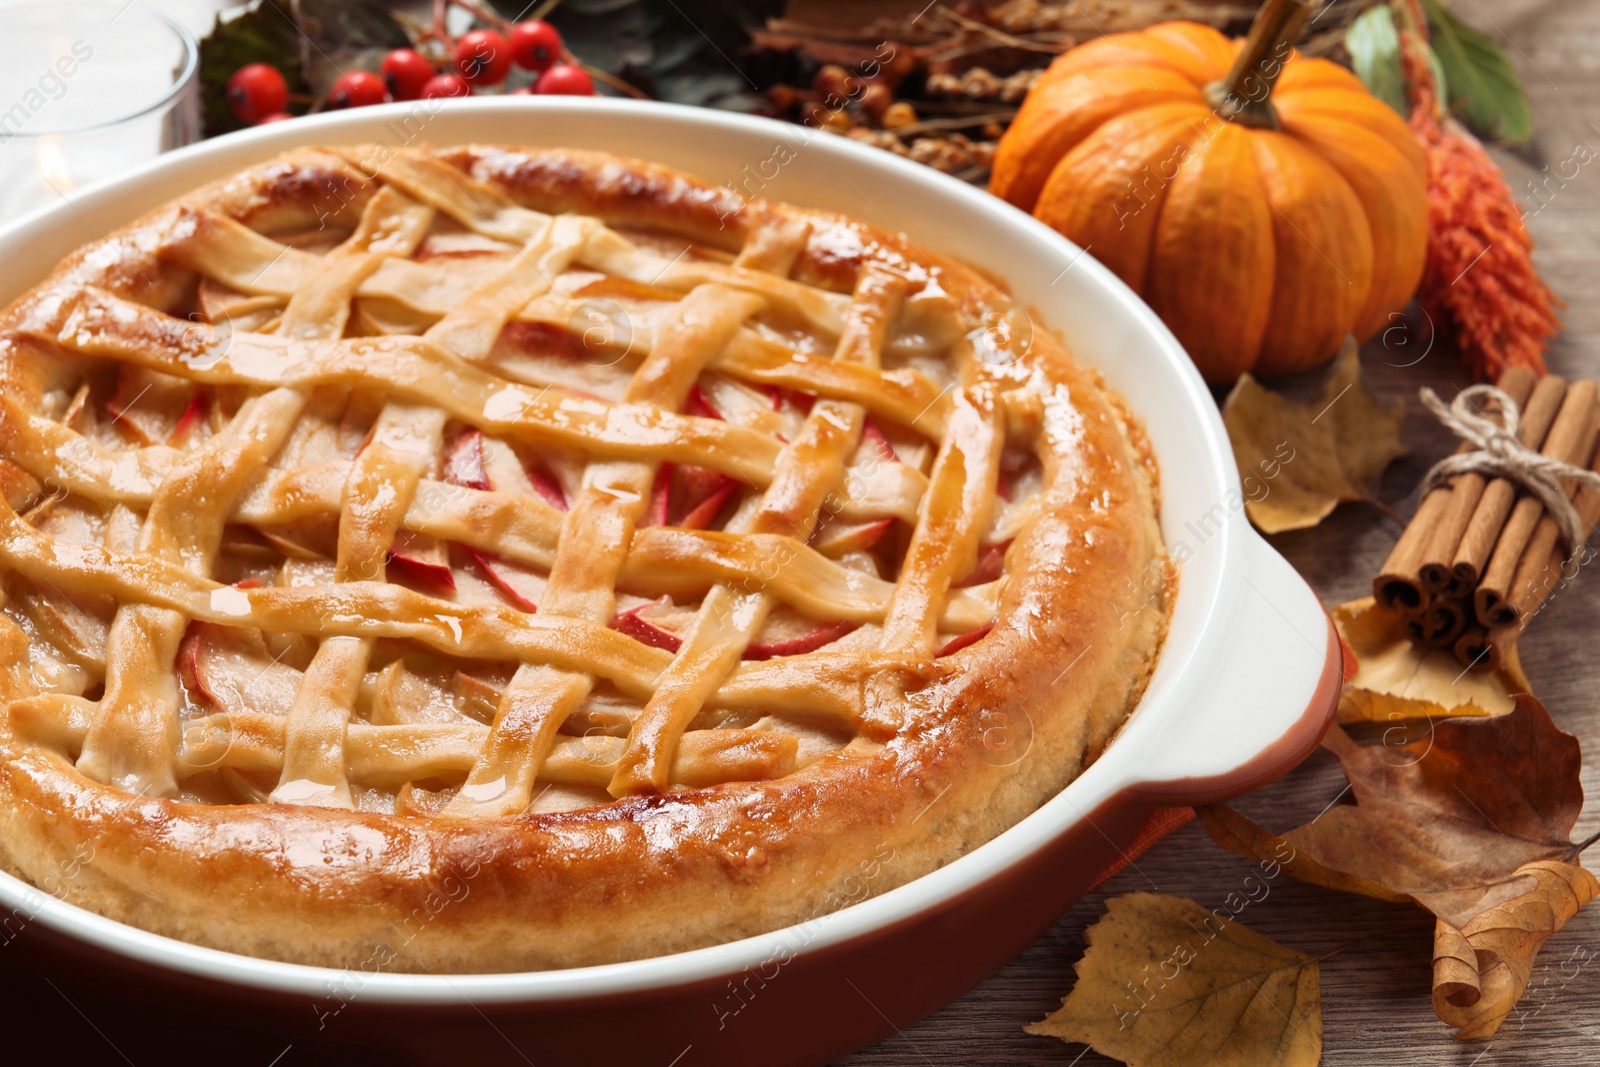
0 145 1166 971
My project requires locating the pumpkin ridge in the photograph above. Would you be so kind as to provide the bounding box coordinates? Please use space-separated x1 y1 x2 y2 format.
1276 56 1368 93
1277 90 1428 181
1278 115 1428 338
1034 35 1195 93
990 67 1203 212
1248 132 1375 375
1145 123 1276 378
1143 22 1236 79
1034 101 1211 294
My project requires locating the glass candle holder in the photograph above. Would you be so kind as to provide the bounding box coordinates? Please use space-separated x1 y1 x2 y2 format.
0 0 200 225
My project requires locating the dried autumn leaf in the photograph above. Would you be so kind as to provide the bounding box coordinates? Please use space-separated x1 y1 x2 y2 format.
1199 804 1412 906
1025 893 1323 1067
1203 696 1586 923
1331 596 1530 722
1200 696 1595 1038
1432 860 1598 1039
1223 337 1405 533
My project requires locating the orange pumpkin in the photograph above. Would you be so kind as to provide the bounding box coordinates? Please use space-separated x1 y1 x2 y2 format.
991 12 1429 383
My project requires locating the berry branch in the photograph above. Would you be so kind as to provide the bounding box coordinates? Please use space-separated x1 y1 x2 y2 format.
224 1 599 128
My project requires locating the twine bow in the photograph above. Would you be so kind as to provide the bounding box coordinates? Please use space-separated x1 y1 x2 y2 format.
1420 384 1600 559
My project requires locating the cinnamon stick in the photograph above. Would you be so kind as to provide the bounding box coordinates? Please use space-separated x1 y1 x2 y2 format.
1452 624 1500 672
1375 491 1447 613
1404 595 1468 648
1475 382 1599 626
1417 367 1539 595
1449 373 1568 593
1497 423 1600 628
1485 623 1518 672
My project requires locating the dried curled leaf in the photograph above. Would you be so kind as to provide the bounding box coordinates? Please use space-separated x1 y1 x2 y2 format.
1200 696 1594 1039
1026 893 1323 1067
1433 860 1599 1039
1223 338 1405 533
1332 597 1530 722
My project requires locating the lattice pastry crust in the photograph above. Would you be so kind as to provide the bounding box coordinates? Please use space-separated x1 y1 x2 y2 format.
0 145 1167 972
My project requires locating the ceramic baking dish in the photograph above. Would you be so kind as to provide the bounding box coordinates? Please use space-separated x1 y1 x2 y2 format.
0 97 1340 1065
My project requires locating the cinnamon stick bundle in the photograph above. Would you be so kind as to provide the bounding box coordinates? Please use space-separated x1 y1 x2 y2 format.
1475 380 1599 624
1374 368 1537 614
1472 427 1600 672
1466 420 1598 666
1372 368 1600 669
1416 369 1551 596
1444 373 1566 591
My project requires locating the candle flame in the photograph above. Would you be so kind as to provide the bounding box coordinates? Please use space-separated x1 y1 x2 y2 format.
36 135 72 194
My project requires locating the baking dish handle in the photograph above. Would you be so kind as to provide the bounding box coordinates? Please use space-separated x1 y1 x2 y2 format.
1126 530 1343 806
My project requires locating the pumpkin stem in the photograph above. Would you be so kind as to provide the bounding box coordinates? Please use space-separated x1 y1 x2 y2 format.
1204 0 1314 129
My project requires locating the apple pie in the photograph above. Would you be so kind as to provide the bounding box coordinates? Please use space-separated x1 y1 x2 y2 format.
0 144 1167 971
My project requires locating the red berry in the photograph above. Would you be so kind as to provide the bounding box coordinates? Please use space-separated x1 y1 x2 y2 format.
420 72 472 99
510 86 535 95
328 70 386 109
455 29 511 86
381 49 435 101
510 20 563 72
257 112 294 124
227 63 288 124
535 64 594 96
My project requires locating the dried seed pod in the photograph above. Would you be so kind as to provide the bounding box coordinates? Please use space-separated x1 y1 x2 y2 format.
766 84 802 111
813 64 861 101
877 45 916 86
846 128 910 156
993 0 1070 33
881 101 918 130
926 67 1044 103
846 125 998 175
800 102 839 129
908 134 998 174
859 82 894 121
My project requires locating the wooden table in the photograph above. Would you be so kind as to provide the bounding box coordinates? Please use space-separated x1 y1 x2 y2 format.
843 1 1600 1063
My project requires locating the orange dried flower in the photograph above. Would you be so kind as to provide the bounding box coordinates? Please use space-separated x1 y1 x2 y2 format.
1399 4 1560 381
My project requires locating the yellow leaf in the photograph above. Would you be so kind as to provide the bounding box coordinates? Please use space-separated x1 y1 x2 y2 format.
1433 860 1600 1040
1331 597 1530 722
1026 893 1323 1067
1222 337 1405 534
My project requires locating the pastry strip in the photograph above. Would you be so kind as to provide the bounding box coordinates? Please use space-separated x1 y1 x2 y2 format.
610 264 910 795
443 284 767 816
76 389 308 794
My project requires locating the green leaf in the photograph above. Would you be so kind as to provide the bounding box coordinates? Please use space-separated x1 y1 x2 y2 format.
1423 0 1533 144
1428 42 1450 105
546 0 774 110
1346 6 1407 115
198 0 409 138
